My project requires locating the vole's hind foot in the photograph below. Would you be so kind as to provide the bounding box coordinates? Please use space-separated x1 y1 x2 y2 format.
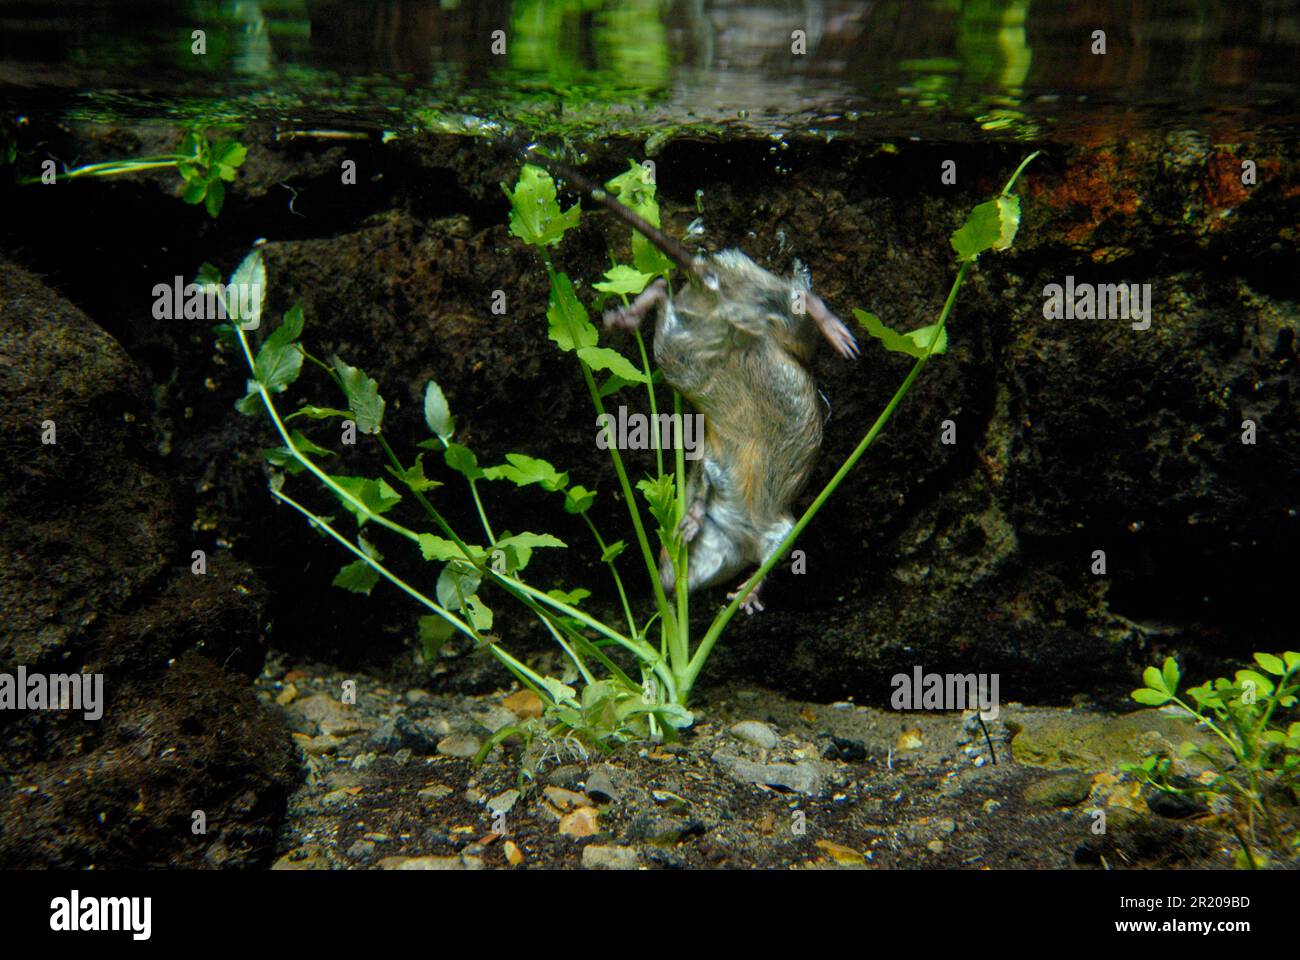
727 580 766 616
603 278 668 334
806 293 860 359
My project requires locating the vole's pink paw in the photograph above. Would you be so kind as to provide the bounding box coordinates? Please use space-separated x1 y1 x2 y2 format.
677 501 705 543
727 583 766 615
826 318 860 359
603 307 639 332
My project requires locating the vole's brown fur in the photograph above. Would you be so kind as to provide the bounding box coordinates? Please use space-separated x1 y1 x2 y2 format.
606 250 858 613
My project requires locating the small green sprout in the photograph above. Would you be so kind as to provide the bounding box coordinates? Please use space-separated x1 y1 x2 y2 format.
21 127 246 217
1122 652 1300 868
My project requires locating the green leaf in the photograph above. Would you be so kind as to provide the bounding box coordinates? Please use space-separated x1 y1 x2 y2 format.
179 130 204 159
853 309 948 359
464 594 494 632
503 163 581 248
578 345 649 382
332 535 383 595
483 453 569 491
902 322 948 355
1253 652 1286 676
1132 688 1172 706
280 303 305 341
637 474 677 540
418 615 454 660
536 675 578 708
443 443 483 481
235 384 262 416
1161 657 1180 695
949 195 1020 261
264 429 335 473
1142 665 1166 693
253 335 302 393
600 539 626 563
227 249 266 331
181 178 208 205
196 261 223 286
417 534 482 563
593 264 654 296
437 561 481 612
563 484 596 514
423 379 454 442
493 531 566 572
330 475 401 527
1235 669 1274 698
597 372 640 398
333 559 381 595
213 140 247 169
546 271 598 352
384 453 442 493
546 587 591 605
1283 651 1299 672
605 161 673 279
333 357 385 434
286 404 351 422
204 177 225 217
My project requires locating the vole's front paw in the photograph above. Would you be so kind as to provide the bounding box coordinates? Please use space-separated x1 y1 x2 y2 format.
677 501 705 543
603 306 639 332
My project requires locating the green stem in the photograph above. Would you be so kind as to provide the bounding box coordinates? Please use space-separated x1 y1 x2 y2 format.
582 513 638 639
671 391 690 679
634 328 664 478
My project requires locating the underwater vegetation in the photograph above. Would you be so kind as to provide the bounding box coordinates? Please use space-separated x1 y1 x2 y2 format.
216 150 1036 767
1124 652 1300 869
17 127 246 217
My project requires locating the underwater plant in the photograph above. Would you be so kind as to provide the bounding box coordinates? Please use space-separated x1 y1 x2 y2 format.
1122 652 1300 868
216 149 1037 766
20 127 246 217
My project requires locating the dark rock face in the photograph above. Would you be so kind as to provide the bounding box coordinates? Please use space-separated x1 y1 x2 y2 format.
0 262 293 868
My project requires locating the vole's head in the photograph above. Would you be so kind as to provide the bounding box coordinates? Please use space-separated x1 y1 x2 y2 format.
679 250 825 365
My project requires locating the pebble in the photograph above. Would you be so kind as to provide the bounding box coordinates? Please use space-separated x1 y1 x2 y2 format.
581 845 640 869
437 733 482 758
559 806 600 838
584 765 630 802
487 789 521 816
729 721 779 749
378 855 465 870
1024 771 1093 808
896 729 924 751
712 752 823 796
543 786 587 810
502 689 543 719
347 840 376 861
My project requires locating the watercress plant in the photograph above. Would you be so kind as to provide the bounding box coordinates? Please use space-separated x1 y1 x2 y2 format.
22 127 246 217
1122 652 1299 868
219 149 1037 763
